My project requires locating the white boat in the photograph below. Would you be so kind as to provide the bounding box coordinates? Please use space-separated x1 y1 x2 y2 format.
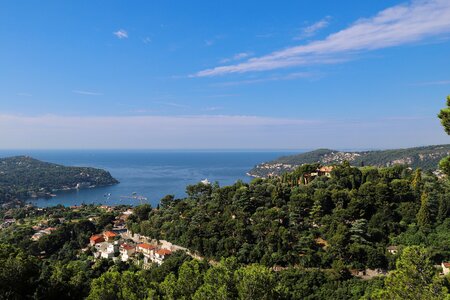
200 178 211 185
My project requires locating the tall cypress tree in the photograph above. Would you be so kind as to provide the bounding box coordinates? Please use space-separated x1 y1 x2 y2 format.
417 192 431 229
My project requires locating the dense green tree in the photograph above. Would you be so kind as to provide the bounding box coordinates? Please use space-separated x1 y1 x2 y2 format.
417 192 431 229
370 246 448 299
438 95 450 134
235 264 275 300
438 95 450 176
87 270 151 300
134 204 152 221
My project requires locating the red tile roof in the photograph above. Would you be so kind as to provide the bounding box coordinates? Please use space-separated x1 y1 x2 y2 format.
443 262 450 268
90 234 104 243
319 166 334 173
120 243 135 250
104 231 117 238
137 243 156 250
156 249 172 256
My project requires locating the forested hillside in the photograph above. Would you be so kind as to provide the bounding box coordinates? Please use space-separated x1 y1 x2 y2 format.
248 144 450 178
2 163 450 299
0 156 118 203
128 164 450 270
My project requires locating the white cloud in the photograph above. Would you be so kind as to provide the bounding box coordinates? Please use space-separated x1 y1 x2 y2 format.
213 72 315 87
204 39 214 46
142 37 152 44
113 29 128 39
195 0 450 77
72 90 103 96
0 114 446 149
203 106 223 111
154 101 190 108
295 16 331 40
220 52 253 63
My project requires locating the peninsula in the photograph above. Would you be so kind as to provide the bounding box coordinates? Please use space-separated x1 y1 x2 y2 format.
248 144 450 178
0 156 119 203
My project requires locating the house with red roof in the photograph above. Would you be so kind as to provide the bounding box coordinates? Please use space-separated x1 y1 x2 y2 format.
154 249 172 265
103 231 118 242
120 243 136 262
136 243 156 255
90 234 105 246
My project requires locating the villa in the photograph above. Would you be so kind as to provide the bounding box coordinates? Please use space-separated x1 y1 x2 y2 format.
90 234 105 246
153 249 172 265
103 230 117 242
387 246 399 255
120 243 136 262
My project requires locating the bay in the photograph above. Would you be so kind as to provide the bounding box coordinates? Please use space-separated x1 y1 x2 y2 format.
0 150 298 207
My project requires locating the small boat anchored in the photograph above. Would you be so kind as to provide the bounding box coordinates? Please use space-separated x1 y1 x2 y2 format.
200 178 211 185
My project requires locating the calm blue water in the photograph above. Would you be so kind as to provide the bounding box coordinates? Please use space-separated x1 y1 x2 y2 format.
0 150 297 207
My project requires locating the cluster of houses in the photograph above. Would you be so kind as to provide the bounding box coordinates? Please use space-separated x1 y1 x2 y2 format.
302 166 334 184
89 230 173 265
29 217 66 241
0 218 16 229
31 224 59 241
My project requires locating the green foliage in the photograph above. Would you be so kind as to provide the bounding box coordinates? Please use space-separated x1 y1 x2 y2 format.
235 264 275 300
0 156 118 203
2 158 450 299
250 144 450 178
370 246 448 299
438 95 450 135
88 270 151 300
438 95 450 176
439 156 450 177
125 163 450 272
417 192 431 229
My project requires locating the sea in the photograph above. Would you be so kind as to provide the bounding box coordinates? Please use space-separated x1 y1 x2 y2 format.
0 150 298 208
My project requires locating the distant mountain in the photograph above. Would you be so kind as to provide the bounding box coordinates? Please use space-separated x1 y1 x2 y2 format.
248 144 450 178
0 156 119 203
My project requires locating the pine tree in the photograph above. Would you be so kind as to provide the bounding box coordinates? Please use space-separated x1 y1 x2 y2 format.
417 192 431 229
370 246 448 300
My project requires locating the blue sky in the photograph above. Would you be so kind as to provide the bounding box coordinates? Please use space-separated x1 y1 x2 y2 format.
1 0 450 149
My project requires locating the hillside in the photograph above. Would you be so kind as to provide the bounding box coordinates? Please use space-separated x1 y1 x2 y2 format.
248 144 450 178
1 162 450 298
0 156 118 202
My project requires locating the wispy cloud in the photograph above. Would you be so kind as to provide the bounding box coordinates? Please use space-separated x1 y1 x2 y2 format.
206 94 238 98
204 34 226 47
142 37 152 44
195 0 450 77
205 39 215 46
154 101 190 108
203 106 223 111
0 114 446 149
213 72 316 87
256 33 275 39
294 16 331 40
72 90 103 96
220 52 253 63
129 109 157 114
113 29 128 39
415 79 450 85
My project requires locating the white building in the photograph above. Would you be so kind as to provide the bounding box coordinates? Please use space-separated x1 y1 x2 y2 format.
442 262 450 275
120 243 136 262
153 249 172 265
